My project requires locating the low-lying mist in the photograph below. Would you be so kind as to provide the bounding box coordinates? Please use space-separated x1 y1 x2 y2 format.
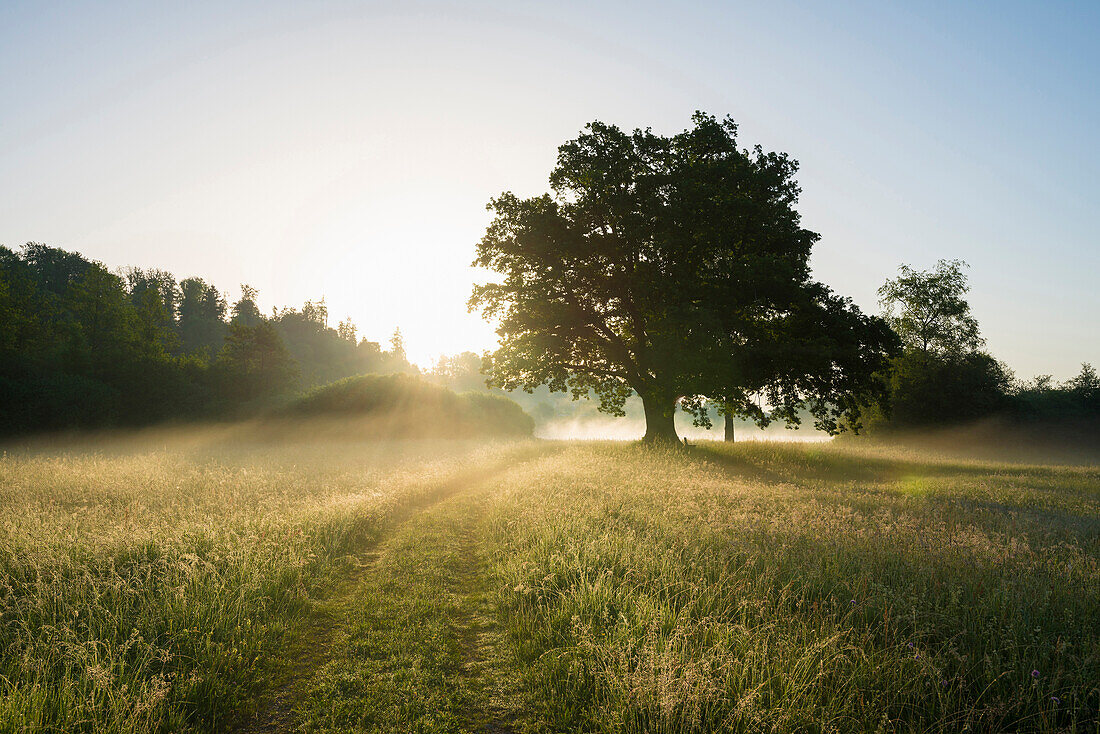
856 417 1100 466
534 415 829 442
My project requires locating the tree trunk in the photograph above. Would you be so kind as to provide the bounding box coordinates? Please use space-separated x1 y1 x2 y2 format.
724 413 735 442
641 391 679 444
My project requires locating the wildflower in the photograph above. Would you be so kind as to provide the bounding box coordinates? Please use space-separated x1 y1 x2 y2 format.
1031 669 1040 679
907 642 914 649
1050 696 1060 704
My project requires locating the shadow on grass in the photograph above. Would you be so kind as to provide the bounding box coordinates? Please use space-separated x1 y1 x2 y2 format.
688 441 1100 544
688 442 1017 487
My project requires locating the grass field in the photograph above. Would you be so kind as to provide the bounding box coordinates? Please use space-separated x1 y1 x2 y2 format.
1 433 1097 732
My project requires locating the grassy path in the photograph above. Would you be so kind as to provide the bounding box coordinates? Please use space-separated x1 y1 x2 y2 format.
231 441 1099 732
239 455 534 733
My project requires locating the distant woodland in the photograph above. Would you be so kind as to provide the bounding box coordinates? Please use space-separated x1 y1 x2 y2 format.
0 243 415 434
0 242 1097 438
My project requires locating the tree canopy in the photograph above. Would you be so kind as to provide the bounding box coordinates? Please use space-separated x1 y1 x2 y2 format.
470 113 898 442
878 259 982 357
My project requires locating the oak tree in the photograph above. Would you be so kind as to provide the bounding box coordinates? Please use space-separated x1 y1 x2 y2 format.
470 114 897 442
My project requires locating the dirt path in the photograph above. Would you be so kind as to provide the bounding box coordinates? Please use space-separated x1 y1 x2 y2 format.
237 452 534 733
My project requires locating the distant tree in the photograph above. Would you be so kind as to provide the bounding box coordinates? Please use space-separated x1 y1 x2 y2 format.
216 321 298 403
0 242 443 433
178 278 227 356
123 268 179 323
302 298 328 329
389 328 406 363
130 285 178 357
337 317 357 343
358 339 383 368
230 284 264 326
884 351 1013 427
66 264 137 363
864 259 1025 431
20 242 94 297
1010 363 1100 423
878 259 982 358
1067 363 1099 402
0 246 51 355
470 113 897 442
430 351 487 393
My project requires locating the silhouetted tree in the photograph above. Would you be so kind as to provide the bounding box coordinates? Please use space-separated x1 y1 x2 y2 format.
0 243 429 433
886 351 1013 426
865 260 1016 430
878 259 981 358
301 298 328 329
430 351 487 393
337 317 357 343
230 284 263 326
1012 363 1100 423
178 278 227 356
1068 363 1099 407
389 328 406 363
470 113 897 442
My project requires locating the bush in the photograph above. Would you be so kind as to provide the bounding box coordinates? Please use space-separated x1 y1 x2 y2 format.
279 373 534 438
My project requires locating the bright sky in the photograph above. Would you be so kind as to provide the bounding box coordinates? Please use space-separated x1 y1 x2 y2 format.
2 1 1097 376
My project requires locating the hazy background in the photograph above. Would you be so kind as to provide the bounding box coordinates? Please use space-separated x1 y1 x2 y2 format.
2 0 1096 375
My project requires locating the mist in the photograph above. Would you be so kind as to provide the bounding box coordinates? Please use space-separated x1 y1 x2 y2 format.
534 414 829 442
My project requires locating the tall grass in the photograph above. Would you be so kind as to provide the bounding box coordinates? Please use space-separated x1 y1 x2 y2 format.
0 433 528 732
484 442 1100 732
3 433 1097 732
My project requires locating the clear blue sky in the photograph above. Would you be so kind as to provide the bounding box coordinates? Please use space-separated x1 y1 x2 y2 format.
2 0 1096 377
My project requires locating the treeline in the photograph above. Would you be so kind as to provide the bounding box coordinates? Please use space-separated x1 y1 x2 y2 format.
0 243 415 434
429 261 1100 438
859 260 1099 434
3 244 1095 439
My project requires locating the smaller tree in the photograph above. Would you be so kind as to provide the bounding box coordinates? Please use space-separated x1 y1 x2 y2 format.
337 317 358 343
302 298 328 329
878 259 982 358
866 259 1016 430
389 328 406 363
1067 363 1099 403
230 284 264 326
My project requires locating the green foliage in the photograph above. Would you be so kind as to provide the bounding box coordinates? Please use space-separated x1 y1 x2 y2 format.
1013 363 1100 423
215 321 299 408
0 242 419 435
865 351 1014 430
868 261 1097 434
229 284 263 327
429 350 488 393
177 278 227 356
270 301 410 388
470 113 897 442
282 373 534 437
879 259 982 357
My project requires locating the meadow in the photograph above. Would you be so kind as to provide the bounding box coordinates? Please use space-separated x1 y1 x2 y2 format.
0 432 1097 732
